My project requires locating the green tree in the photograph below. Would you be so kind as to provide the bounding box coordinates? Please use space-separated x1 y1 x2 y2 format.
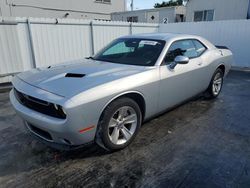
154 0 183 8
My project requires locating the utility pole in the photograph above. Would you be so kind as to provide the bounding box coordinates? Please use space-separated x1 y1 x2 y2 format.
130 0 134 11
248 0 250 19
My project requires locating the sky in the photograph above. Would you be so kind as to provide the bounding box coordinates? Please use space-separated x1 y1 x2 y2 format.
127 0 165 10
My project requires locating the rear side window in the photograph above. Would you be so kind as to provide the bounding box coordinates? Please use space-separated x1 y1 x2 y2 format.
165 40 198 64
193 40 207 56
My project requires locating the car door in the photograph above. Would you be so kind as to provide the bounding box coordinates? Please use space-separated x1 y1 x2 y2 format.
158 39 207 112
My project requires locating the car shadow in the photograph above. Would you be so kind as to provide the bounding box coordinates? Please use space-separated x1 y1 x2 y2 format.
0 95 215 179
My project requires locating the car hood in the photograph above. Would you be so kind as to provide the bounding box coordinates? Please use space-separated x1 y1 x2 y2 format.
17 59 147 98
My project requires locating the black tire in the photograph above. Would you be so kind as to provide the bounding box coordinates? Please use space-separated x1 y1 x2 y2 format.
205 68 224 99
96 97 142 151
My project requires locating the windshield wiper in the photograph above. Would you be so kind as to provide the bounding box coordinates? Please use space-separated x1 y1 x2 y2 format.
85 56 95 60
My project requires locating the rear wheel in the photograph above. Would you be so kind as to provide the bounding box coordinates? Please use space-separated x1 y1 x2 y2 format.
96 97 142 151
205 68 224 99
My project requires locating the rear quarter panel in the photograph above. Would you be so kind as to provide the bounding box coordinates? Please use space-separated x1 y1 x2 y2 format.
201 48 233 90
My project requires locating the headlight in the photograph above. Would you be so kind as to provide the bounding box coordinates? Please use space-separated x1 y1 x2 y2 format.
54 104 66 119
54 104 59 110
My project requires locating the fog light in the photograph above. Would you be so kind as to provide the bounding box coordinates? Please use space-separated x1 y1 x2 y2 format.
63 138 71 145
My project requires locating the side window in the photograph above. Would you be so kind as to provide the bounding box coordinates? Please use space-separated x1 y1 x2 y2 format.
103 42 135 56
165 40 198 64
193 40 207 56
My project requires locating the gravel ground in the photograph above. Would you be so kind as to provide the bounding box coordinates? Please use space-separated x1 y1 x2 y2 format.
0 70 250 188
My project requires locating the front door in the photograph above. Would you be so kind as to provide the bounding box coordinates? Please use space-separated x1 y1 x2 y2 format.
158 39 208 112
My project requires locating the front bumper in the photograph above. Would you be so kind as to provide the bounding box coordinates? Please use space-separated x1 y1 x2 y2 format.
26 123 94 151
9 82 98 147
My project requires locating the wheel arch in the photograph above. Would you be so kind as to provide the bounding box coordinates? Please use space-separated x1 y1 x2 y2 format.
216 64 226 76
99 91 146 123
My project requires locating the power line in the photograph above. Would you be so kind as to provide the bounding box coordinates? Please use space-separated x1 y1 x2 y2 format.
11 3 110 16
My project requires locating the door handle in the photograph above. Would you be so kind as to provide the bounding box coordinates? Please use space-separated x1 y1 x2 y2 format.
198 62 203 66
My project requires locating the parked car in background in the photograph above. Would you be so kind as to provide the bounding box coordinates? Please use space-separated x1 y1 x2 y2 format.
10 33 233 151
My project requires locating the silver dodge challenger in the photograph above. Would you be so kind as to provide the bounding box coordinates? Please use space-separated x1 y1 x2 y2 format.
10 33 233 151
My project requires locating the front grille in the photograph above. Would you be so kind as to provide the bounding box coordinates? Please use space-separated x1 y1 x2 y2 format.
28 123 53 141
14 88 66 119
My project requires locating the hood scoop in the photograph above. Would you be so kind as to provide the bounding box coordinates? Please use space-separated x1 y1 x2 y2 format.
65 73 86 78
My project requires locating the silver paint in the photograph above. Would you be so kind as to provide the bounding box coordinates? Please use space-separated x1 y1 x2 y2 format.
10 33 233 147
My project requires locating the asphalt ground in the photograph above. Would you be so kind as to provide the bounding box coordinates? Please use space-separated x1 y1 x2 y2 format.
0 70 250 188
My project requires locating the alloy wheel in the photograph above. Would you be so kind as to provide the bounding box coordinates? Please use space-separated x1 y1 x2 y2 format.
108 106 138 145
212 72 223 96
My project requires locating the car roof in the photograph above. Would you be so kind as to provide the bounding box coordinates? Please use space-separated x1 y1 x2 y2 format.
121 33 215 49
122 33 199 41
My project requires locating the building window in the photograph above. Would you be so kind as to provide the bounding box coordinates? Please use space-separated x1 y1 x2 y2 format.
127 16 138 22
95 0 111 3
175 14 185 22
194 11 203 22
194 10 214 22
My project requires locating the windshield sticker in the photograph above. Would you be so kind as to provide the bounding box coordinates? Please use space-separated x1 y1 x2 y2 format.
139 40 158 46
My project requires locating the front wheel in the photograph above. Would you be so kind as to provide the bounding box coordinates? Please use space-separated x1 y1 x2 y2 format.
96 97 142 151
205 68 224 99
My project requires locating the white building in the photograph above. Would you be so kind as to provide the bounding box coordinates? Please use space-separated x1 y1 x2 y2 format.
185 0 250 22
0 0 126 20
111 6 186 24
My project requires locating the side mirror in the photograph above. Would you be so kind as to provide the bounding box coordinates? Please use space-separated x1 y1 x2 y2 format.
169 56 189 69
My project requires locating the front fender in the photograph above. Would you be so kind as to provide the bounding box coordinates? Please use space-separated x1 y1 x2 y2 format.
100 90 145 115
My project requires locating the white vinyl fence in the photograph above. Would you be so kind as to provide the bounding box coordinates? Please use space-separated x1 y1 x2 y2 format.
0 17 159 83
0 18 250 84
159 19 250 68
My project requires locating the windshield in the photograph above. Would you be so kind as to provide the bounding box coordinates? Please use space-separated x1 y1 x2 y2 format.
93 38 166 66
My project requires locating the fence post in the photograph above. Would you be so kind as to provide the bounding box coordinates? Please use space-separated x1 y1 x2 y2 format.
27 18 37 68
130 22 133 35
90 21 95 55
